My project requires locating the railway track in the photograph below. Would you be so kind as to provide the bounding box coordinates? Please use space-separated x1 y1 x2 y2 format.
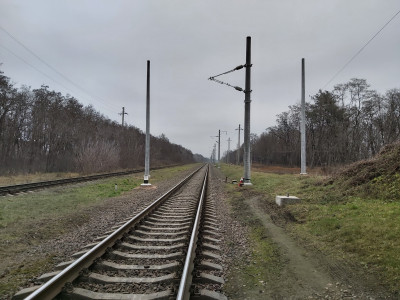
14 164 226 300
0 165 179 196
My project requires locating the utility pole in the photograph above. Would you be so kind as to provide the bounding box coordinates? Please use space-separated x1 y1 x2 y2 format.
243 36 252 185
212 130 226 168
218 130 221 167
142 60 151 186
235 124 243 165
300 58 307 175
219 130 227 167
227 137 232 164
119 107 128 126
213 143 216 164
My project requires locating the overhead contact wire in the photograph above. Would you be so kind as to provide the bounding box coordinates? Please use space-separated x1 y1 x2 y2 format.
0 25 118 114
209 64 246 92
323 8 400 89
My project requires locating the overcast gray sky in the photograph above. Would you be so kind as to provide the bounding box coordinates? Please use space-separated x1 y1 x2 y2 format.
1 0 399 158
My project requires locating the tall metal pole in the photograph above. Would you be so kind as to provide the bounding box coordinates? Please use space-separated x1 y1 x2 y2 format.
227 137 231 164
235 124 243 165
218 130 220 168
143 60 151 185
300 58 307 175
243 36 252 185
213 143 216 164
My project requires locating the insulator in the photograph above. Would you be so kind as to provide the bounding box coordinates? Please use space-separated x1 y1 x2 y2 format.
234 86 243 92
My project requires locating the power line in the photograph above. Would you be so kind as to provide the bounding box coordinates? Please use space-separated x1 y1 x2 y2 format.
323 9 400 89
0 44 75 93
208 64 247 92
0 25 118 114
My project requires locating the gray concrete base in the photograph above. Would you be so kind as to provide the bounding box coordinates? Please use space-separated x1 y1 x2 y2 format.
197 289 228 300
276 195 301 206
13 285 41 300
69 287 172 299
196 272 224 284
89 272 175 284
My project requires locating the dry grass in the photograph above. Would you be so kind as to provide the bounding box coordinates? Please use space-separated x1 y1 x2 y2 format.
0 172 80 186
251 163 339 176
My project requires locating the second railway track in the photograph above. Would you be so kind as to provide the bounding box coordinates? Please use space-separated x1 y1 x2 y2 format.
0 165 181 196
14 164 227 300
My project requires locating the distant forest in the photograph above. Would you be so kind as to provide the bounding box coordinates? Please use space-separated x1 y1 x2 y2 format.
226 78 400 168
0 69 195 175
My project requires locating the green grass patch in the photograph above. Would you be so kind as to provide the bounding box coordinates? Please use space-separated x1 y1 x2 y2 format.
220 163 400 293
0 163 198 298
290 197 400 287
0 176 140 230
223 181 281 299
0 164 199 229
0 254 55 298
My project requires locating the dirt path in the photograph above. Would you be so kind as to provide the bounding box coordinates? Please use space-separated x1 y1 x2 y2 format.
249 197 334 298
245 195 394 299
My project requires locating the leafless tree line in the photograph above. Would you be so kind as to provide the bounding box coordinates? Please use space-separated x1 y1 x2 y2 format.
225 78 400 168
0 69 194 175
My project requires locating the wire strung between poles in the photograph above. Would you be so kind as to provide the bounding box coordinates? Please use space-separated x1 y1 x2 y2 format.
208 77 244 92
210 64 245 78
208 64 250 92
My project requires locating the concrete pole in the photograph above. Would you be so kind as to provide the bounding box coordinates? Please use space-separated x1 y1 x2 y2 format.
243 36 252 185
213 143 216 164
142 60 151 185
218 130 220 168
227 137 231 164
235 124 243 165
300 58 307 175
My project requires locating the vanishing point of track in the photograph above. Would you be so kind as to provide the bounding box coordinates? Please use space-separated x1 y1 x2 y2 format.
14 164 226 300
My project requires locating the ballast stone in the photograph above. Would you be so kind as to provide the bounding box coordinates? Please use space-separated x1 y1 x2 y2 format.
275 195 301 206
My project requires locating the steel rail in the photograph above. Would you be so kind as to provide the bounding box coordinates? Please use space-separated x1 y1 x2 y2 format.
177 165 209 300
0 164 182 196
24 164 205 300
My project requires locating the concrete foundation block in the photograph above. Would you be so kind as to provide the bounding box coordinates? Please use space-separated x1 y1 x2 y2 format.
276 195 300 206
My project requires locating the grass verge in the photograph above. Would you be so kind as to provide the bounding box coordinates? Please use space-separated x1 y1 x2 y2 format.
220 163 400 294
0 163 198 298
